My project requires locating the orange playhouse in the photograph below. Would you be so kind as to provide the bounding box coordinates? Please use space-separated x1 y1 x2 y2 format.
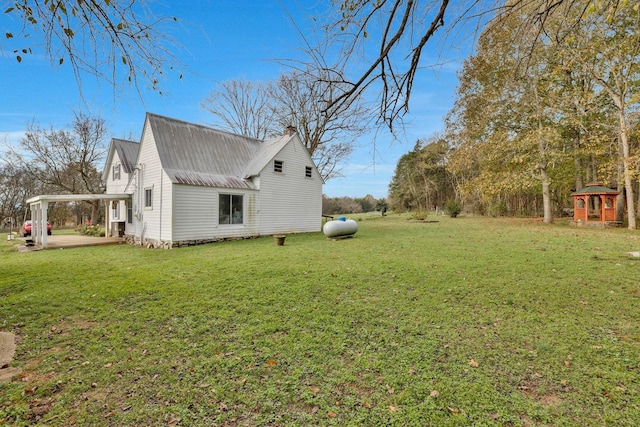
571 183 621 227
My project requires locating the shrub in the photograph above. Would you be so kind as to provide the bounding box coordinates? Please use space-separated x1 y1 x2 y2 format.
77 224 105 237
409 210 430 221
445 200 463 218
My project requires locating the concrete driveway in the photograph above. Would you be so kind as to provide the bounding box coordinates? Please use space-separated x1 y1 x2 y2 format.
16 234 124 251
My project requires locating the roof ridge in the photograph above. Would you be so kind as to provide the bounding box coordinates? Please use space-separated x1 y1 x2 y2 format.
145 112 264 144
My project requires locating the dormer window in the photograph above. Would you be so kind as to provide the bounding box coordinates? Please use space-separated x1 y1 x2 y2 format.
113 164 121 180
274 160 283 173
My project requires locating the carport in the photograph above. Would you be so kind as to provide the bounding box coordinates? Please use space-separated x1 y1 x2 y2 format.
26 194 130 249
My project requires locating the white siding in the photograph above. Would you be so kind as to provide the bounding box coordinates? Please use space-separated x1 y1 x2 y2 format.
132 119 167 242
105 151 123 193
173 185 259 241
257 137 322 235
105 149 132 237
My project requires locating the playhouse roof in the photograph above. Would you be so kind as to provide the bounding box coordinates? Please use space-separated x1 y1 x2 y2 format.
571 184 619 196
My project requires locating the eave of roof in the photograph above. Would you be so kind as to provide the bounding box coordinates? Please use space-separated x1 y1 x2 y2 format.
572 186 619 195
164 169 256 189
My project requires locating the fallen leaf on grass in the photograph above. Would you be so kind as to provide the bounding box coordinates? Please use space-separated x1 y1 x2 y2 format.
362 401 372 409
429 390 440 397
166 413 181 426
327 411 337 418
266 359 277 367
309 386 320 394
386 384 394 394
469 359 479 367
389 405 399 413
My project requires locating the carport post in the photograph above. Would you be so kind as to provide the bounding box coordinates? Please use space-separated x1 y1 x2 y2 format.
104 201 109 238
41 200 48 248
30 203 38 244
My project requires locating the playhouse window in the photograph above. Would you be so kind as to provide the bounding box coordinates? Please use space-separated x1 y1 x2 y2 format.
219 194 243 225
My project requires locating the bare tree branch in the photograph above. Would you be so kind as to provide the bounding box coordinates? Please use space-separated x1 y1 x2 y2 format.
3 0 181 99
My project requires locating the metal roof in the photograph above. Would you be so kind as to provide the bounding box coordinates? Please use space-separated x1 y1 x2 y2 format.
113 139 140 174
147 113 292 188
572 185 619 195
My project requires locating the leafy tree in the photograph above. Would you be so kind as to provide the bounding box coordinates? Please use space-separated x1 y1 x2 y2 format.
3 0 180 96
445 2 639 223
388 137 453 212
354 194 377 212
554 1 640 229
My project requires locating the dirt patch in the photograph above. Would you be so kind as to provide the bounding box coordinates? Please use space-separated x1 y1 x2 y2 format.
52 317 99 336
518 380 563 407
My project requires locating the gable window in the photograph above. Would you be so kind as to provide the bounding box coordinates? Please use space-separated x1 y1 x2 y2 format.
144 188 153 209
113 164 121 180
274 160 283 173
219 194 243 225
305 166 312 178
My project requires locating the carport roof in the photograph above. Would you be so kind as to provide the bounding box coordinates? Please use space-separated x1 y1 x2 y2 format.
27 194 130 204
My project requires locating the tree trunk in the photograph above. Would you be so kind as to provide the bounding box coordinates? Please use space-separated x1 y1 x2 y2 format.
618 108 637 229
573 134 583 191
616 141 625 222
540 165 553 223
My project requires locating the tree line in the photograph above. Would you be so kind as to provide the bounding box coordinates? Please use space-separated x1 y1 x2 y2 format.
322 194 388 216
389 1 640 229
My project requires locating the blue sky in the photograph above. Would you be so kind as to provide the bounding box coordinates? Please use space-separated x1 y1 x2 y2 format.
1 0 465 199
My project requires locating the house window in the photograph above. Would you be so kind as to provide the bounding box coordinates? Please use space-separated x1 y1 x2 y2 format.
112 201 120 219
127 200 133 224
113 164 121 180
274 160 283 173
305 166 312 178
144 188 153 209
219 194 243 225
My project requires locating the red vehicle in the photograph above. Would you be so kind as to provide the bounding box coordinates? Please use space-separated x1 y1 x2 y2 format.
21 220 52 237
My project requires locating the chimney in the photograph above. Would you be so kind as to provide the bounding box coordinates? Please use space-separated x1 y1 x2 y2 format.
285 125 297 136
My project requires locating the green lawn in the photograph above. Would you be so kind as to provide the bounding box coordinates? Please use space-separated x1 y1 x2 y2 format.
1 215 639 426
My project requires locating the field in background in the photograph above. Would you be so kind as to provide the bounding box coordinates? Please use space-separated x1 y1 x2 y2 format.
1 214 640 425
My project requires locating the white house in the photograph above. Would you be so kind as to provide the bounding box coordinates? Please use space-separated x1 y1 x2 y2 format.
102 113 324 248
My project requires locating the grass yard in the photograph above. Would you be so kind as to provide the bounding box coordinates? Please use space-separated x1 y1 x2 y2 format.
1 214 640 426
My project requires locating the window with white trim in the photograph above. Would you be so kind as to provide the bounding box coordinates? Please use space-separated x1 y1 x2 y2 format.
144 188 153 209
127 200 133 224
113 164 121 180
112 201 120 219
219 194 243 224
